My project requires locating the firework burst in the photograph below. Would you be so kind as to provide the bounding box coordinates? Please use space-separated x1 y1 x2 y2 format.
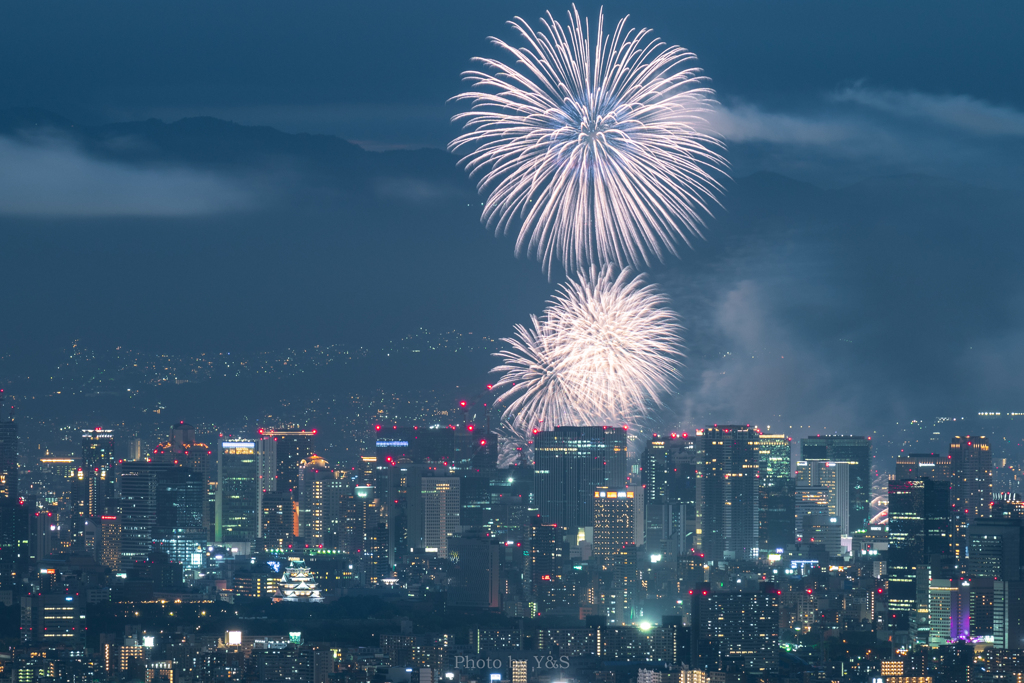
451 6 727 274
492 266 683 431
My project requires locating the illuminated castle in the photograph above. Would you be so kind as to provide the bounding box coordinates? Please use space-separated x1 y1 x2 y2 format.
272 559 323 603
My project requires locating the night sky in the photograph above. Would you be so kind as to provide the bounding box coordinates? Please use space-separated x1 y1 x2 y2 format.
1 0 1022 435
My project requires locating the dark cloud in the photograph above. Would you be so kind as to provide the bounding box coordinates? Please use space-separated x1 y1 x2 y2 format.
0 136 256 217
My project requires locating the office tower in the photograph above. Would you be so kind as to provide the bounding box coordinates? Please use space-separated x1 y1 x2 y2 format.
800 435 871 533
887 478 952 641
216 439 261 546
967 518 1024 640
374 425 456 465
262 491 296 551
0 394 17 500
20 593 85 645
257 435 277 493
896 453 953 483
759 434 794 552
530 515 566 610
448 529 502 609
119 462 205 570
795 460 850 535
261 427 316 496
690 582 780 674
422 477 460 558
928 579 970 647
99 515 121 571
154 422 213 487
699 426 759 562
82 427 115 468
534 426 627 533
643 434 698 554
794 485 830 542
593 486 643 565
993 580 1024 649
643 436 674 506
150 467 206 575
968 519 1023 581
80 428 116 517
950 435 993 562
991 493 1024 519
118 463 158 568
297 455 334 546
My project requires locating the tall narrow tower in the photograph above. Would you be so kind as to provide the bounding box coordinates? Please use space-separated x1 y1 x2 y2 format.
0 389 17 501
950 435 992 561
700 426 760 562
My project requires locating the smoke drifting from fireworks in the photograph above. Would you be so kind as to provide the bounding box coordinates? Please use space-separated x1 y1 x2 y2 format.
450 6 727 275
492 267 683 432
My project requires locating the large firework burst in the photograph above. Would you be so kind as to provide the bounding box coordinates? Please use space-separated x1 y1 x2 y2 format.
450 6 727 275
492 267 683 431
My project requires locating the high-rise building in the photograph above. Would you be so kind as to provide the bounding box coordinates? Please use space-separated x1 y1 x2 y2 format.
0 392 17 501
928 579 970 647
534 427 627 533
297 455 339 547
448 529 501 610
699 426 759 562
795 460 850 535
968 519 1023 581
374 426 456 465
81 428 116 517
422 477 460 558
993 580 1024 650
99 515 121 571
20 593 86 645
216 439 261 546
896 453 953 483
82 427 115 469
530 515 566 610
950 435 993 561
800 436 872 533
643 434 698 555
593 486 643 565
759 434 794 552
887 478 952 641
119 462 205 570
261 491 296 551
259 427 315 497
690 582 780 674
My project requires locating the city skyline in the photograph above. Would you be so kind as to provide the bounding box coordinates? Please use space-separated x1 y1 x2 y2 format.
0 1 1022 682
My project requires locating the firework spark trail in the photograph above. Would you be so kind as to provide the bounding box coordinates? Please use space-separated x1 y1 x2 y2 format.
496 427 535 468
451 6 727 275
492 267 683 432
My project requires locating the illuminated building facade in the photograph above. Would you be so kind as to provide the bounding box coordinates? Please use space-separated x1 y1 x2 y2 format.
795 459 849 535
534 426 627 533
260 427 315 497
216 440 260 544
759 434 794 552
0 396 17 500
950 435 993 561
699 426 760 562
593 486 642 565
273 558 323 602
690 582 780 674
81 427 116 517
422 477 460 558
887 478 951 641
530 515 566 611
800 435 872 533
